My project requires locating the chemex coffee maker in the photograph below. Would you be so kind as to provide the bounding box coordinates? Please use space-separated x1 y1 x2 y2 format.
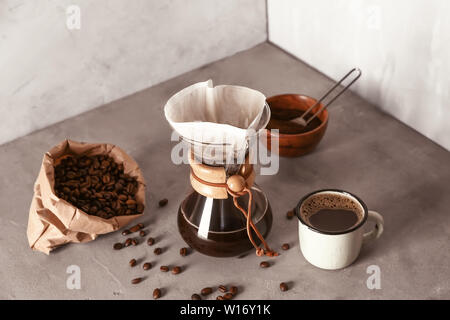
165 80 277 258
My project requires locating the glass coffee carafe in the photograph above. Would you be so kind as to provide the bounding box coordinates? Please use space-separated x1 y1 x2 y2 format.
164 80 275 258
177 136 273 257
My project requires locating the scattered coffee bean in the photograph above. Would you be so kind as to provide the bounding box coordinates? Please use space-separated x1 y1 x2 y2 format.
143 262 152 270
53 154 144 219
201 287 213 296
218 285 228 293
147 237 155 246
131 238 138 246
139 230 146 237
136 203 145 214
223 293 233 300
172 266 182 274
124 238 132 247
122 229 131 236
280 282 289 292
260 261 270 268
129 258 137 267
216 296 224 300
153 288 161 299
286 209 295 220
158 198 168 207
160 266 169 272
129 223 144 233
229 286 238 295
282 243 290 250
191 294 202 300
131 277 142 284
180 247 188 257
113 242 123 250
154 247 162 255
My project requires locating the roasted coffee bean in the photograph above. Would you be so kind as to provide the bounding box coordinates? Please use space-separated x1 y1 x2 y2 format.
154 247 162 255
282 243 290 250
172 266 182 274
136 203 145 213
89 206 98 214
260 261 270 268
218 285 228 293
126 183 135 195
191 294 201 300
126 199 136 206
143 262 152 270
66 171 76 179
286 209 295 220
153 288 161 299
101 160 110 168
129 223 143 233
160 266 169 272
223 293 233 300
201 287 213 296
280 282 289 292
129 258 137 267
158 198 168 207
179 247 188 257
124 238 132 247
229 286 238 295
131 239 138 246
131 277 142 284
102 175 110 184
139 230 146 237
216 296 224 300
115 182 124 191
113 242 123 250
147 237 155 246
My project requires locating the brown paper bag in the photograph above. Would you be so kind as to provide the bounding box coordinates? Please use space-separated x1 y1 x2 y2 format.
27 139 146 254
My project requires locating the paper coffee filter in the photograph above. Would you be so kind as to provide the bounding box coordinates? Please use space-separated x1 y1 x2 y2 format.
164 80 267 153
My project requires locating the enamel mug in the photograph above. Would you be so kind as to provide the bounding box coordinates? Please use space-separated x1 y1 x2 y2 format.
295 189 384 270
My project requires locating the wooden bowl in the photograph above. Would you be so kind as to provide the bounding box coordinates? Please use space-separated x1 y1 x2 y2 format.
264 94 329 157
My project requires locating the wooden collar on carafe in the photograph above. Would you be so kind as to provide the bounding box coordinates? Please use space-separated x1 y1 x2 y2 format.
188 151 278 258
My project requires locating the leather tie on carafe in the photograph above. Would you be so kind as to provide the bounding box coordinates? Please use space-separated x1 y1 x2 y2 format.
189 167 278 258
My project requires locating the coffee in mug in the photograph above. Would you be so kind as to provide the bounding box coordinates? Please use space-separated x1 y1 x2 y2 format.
296 189 384 270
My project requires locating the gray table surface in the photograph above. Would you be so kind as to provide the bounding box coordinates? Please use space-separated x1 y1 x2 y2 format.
1 43 449 300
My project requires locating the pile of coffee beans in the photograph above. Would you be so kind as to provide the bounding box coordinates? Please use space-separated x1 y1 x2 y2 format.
54 154 144 219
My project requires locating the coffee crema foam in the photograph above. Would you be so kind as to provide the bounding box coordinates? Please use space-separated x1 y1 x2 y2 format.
300 192 364 226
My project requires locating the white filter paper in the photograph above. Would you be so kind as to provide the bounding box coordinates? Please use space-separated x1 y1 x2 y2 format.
164 80 267 157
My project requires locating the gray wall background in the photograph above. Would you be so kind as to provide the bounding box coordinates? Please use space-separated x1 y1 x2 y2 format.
2 0 449 150
268 0 450 150
0 0 267 145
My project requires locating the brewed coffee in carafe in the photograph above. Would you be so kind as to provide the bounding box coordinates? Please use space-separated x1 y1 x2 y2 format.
177 143 273 257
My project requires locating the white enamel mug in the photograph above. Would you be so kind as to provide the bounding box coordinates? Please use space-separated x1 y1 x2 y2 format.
296 189 384 270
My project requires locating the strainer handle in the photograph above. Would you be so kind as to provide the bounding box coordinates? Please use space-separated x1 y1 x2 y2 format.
304 68 362 125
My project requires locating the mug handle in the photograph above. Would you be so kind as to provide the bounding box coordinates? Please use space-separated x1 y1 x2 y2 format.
363 210 384 244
